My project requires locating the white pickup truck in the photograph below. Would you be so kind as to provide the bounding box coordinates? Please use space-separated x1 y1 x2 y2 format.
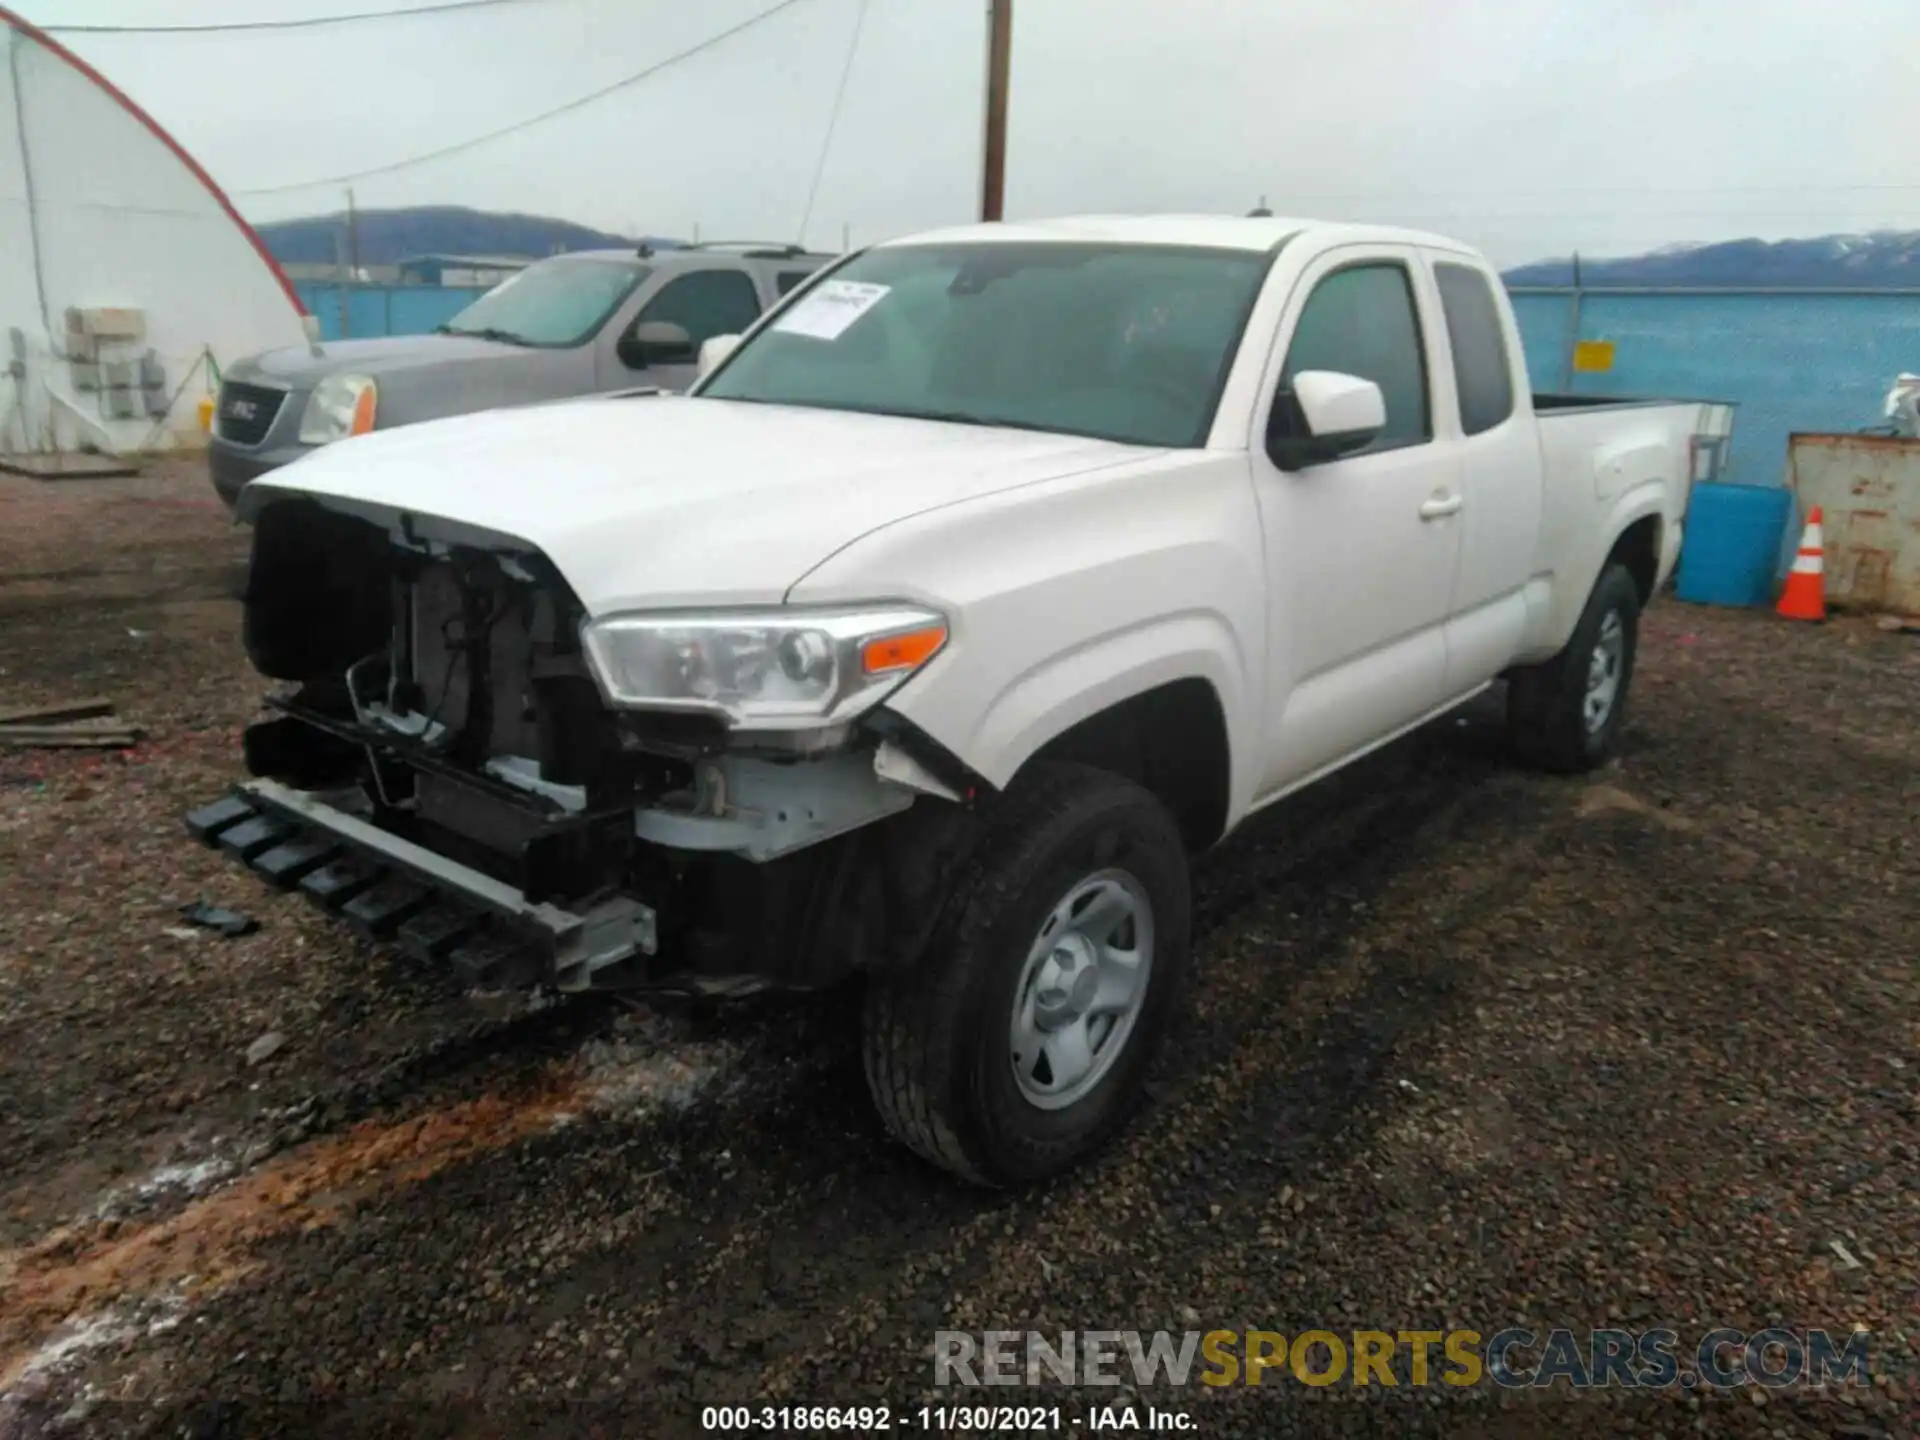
189 215 1732 1185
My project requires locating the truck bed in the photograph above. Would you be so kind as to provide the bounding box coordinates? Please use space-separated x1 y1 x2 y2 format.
1533 392 1732 416
1516 394 1736 664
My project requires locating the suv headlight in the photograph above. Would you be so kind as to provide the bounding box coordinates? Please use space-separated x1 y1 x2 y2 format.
298 374 378 445
581 606 948 729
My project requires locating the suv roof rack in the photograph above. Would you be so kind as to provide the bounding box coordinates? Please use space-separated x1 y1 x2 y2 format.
685 241 813 259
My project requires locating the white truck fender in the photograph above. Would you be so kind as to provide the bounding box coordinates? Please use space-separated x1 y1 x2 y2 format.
893 609 1257 815
1592 436 1669 505
1540 481 1671 655
1524 400 1701 666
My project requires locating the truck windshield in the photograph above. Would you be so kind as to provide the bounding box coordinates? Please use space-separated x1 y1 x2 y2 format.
437 257 649 348
700 242 1271 447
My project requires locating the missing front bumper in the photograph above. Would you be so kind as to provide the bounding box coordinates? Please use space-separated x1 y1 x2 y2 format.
185 779 657 992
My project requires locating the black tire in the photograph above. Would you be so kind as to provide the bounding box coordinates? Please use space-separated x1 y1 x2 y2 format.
862 762 1191 1186
1508 562 1641 773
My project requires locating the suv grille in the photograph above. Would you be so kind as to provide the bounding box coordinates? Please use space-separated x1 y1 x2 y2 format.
216 381 285 447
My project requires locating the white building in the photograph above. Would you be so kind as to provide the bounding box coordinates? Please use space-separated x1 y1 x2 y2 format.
1 6 309 460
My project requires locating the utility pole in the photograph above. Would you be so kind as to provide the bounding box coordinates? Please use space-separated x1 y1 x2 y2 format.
1560 251 1584 392
343 187 361 338
346 186 361 281
333 228 350 341
980 0 1012 221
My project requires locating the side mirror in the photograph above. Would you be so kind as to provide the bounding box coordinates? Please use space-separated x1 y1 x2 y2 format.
1267 370 1387 470
617 319 695 369
697 333 742 380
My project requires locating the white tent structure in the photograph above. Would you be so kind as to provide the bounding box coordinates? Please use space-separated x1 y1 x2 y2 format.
0 6 310 462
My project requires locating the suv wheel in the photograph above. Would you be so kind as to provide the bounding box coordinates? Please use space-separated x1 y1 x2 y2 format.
862 763 1191 1186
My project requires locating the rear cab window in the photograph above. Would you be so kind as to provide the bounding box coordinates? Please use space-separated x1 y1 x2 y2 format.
1432 261 1516 435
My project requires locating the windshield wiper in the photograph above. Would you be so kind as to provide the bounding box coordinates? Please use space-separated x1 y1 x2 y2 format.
433 324 533 346
710 396 1075 437
891 407 1063 435
764 399 1057 434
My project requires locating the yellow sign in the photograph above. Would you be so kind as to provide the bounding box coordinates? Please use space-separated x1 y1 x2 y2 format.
1573 339 1616 374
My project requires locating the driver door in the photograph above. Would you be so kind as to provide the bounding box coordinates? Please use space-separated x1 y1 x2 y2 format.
1250 247 1464 798
597 266 764 392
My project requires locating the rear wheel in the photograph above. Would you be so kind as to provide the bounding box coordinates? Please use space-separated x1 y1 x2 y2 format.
1508 562 1641 772
862 763 1191 1186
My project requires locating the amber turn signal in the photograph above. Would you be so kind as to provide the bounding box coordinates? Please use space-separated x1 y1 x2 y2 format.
861 624 946 675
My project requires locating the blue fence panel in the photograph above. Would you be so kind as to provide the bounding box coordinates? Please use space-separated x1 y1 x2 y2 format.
293 283 489 342
1509 292 1920 486
392 287 485 335
1508 292 1576 392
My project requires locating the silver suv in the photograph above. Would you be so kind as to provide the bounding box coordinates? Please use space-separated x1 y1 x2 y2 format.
207 243 833 510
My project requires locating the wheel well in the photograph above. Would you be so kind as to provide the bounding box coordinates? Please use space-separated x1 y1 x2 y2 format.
1025 678 1230 853
1609 515 1662 604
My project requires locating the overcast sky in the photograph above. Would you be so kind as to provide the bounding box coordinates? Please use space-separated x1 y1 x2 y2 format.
16 0 1920 266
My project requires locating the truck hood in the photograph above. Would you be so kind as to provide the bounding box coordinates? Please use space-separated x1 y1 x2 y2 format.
239 395 1152 614
233 333 534 386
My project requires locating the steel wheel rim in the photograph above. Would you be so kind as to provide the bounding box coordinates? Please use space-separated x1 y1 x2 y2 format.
1008 867 1155 1111
1584 609 1625 735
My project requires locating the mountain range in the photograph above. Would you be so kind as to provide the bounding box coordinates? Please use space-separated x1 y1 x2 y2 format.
1502 232 1920 287
253 207 1920 288
253 206 678 266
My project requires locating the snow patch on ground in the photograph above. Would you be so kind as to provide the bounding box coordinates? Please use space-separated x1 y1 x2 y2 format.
9 1310 137 1385
572 1011 745 1118
132 1158 233 1201
91 1154 235 1220
0 1293 184 1422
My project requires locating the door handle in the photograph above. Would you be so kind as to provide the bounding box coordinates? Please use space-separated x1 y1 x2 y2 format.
1419 491 1464 521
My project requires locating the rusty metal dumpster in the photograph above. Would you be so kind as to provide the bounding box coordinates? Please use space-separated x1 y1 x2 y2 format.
1785 433 1920 615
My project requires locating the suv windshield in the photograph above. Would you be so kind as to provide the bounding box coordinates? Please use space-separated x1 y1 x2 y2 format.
437 257 649 348
700 242 1271 447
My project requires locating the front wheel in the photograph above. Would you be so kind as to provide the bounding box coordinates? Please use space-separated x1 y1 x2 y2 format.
1508 561 1642 772
862 763 1191 1186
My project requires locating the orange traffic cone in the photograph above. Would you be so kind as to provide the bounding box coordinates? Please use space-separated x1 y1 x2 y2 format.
1777 506 1827 621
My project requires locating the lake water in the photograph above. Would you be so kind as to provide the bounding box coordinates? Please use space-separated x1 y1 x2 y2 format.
298 280 1920 486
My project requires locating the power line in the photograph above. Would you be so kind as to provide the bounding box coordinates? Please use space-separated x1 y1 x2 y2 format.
797 0 867 244
1314 209 1920 222
232 0 816 196
36 0 528 35
1256 183 1920 202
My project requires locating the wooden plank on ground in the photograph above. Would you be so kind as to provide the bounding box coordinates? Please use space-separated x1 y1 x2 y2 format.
0 452 141 480
0 724 141 748
0 697 116 726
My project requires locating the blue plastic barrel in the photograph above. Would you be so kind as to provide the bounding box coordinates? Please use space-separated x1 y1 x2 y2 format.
1675 482 1795 608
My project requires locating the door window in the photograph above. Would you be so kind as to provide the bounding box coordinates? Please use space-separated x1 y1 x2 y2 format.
1434 262 1516 435
1279 263 1430 451
634 269 763 349
776 270 814 296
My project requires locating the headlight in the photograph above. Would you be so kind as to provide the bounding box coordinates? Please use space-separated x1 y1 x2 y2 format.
297 374 378 445
581 606 948 729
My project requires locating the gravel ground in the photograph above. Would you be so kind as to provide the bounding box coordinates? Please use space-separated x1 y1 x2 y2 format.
0 462 1916 1439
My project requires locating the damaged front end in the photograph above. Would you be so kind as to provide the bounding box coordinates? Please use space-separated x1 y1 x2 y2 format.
188 498 981 995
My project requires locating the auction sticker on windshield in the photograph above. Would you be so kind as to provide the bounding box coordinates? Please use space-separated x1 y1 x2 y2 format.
773 280 890 341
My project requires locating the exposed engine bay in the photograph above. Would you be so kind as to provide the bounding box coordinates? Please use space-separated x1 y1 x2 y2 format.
193 498 980 995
